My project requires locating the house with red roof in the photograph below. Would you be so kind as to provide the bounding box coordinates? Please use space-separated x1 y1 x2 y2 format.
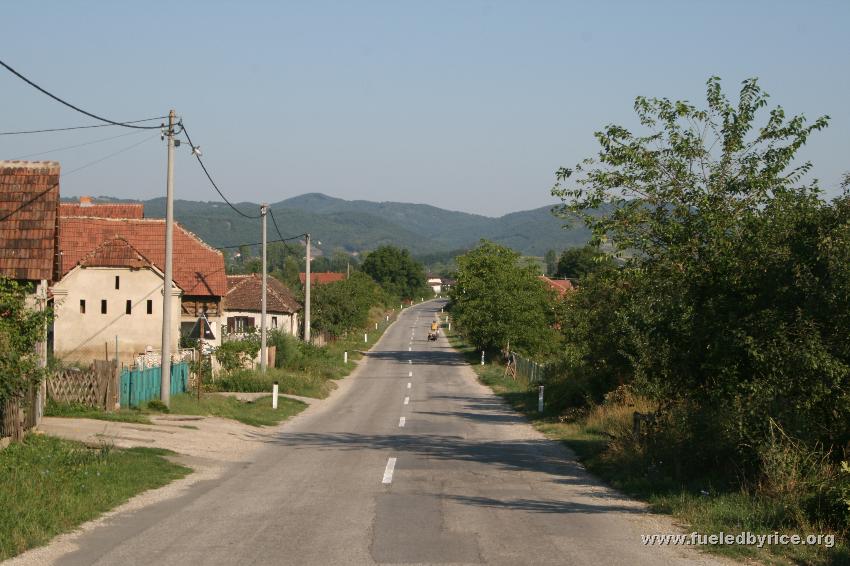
53 212 227 363
60 196 144 219
538 276 575 297
299 272 346 286
223 274 301 337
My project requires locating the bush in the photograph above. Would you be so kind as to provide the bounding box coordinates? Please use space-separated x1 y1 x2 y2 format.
215 336 260 372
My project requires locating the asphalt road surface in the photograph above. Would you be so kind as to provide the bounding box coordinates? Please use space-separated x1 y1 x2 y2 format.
53 300 723 566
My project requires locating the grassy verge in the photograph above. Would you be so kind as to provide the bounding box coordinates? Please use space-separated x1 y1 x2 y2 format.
44 400 152 424
446 328 849 566
156 393 306 427
208 307 401 398
0 435 189 561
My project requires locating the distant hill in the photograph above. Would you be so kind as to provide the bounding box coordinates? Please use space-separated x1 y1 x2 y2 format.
66 193 591 256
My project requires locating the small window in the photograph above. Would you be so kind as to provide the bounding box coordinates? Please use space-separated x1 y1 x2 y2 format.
146 300 153 314
79 299 86 314
272 316 278 328
101 299 107 314
115 276 120 290
126 300 132 315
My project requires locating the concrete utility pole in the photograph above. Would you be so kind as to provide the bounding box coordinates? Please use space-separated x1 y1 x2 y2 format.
260 203 268 372
304 233 311 343
160 109 176 406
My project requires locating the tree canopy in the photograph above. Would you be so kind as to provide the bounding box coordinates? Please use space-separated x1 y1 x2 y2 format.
361 245 428 300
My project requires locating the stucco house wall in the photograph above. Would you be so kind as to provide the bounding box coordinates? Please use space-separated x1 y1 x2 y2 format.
52 266 181 364
223 310 299 339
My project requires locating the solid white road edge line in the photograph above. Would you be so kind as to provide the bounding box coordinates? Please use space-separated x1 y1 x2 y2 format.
404 396 410 405
407 382 411 389
382 457 397 484
399 417 406 427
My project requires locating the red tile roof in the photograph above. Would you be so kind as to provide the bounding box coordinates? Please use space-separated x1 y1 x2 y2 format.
224 274 301 314
60 201 144 219
299 272 346 285
60 217 226 297
77 236 154 270
0 161 61 282
538 276 575 296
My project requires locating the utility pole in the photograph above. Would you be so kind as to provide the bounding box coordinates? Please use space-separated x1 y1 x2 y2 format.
160 109 176 406
260 203 268 372
304 233 311 343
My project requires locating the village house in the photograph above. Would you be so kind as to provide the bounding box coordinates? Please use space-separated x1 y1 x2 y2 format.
299 272 346 285
426 275 442 294
223 274 301 338
537 275 575 297
54 213 227 364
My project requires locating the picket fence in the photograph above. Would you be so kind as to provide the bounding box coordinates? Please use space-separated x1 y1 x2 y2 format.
120 362 189 407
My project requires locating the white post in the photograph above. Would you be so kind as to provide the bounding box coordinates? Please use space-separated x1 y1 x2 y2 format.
304 233 311 343
160 109 176 407
375 322 378 330
260 203 268 372
481 351 485 365
386 315 389 322
272 381 279 409
344 351 348 364
538 386 544 413
364 333 368 343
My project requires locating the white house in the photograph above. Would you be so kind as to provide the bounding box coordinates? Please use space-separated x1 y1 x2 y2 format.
427 276 442 295
51 237 181 364
223 274 301 338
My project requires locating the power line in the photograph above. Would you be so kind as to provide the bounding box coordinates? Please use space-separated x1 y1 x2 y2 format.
11 129 147 159
179 122 261 219
0 59 164 130
216 233 307 250
0 134 158 223
0 116 167 136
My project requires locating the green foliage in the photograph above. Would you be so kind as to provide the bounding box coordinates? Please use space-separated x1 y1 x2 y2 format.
0 278 51 404
0 435 188 560
311 272 388 337
549 77 849 534
361 245 427 300
214 336 260 372
450 241 559 357
555 245 615 280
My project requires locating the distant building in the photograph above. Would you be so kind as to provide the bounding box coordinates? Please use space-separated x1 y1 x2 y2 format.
537 276 575 297
223 274 301 338
56 214 227 363
426 276 442 294
299 272 346 286
60 197 144 219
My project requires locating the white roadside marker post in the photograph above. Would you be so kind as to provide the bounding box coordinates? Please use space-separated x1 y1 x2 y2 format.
364 333 368 343
272 381 279 409
481 351 485 366
538 386 544 413
344 351 348 364
375 322 378 330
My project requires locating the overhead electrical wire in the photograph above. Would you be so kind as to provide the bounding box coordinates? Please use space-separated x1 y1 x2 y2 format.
0 116 167 136
11 129 147 159
179 122 261 219
216 232 307 250
0 59 165 130
0 134 158 223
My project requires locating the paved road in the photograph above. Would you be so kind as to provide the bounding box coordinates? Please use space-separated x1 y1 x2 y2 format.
54 301 722 566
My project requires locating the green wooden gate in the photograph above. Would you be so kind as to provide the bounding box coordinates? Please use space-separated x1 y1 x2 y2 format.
120 362 189 407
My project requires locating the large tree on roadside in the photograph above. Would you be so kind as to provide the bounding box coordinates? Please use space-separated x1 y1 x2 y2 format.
361 245 427 300
551 77 849 465
450 241 558 357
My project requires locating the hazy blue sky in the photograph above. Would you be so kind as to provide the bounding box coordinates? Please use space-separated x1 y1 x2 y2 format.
2 1 848 216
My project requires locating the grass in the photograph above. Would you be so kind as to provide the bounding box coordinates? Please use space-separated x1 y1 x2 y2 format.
446 327 850 566
44 401 152 424
209 307 400 399
159 393 306 427
0 435 189 561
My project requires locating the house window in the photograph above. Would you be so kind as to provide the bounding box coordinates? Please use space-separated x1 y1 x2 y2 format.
79 299 86 314
272 316 278 328
115 276 120 290
101 300 107 314
147 300 153 314
126 300 132 315
227 316 255 334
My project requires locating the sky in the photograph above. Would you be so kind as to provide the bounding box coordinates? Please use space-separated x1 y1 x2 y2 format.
1 0 848 217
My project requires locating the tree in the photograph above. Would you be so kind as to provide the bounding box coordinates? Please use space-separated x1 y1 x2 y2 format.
450 241 558 357
311 272 387 337
543 249 557 276
555 245 615 280
0 278 51 405
552 76 846 471
361 246 427 300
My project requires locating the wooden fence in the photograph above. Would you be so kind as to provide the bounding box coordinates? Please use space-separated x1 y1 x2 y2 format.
120 362 189 408
46 361 117 410
0 384 43 444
